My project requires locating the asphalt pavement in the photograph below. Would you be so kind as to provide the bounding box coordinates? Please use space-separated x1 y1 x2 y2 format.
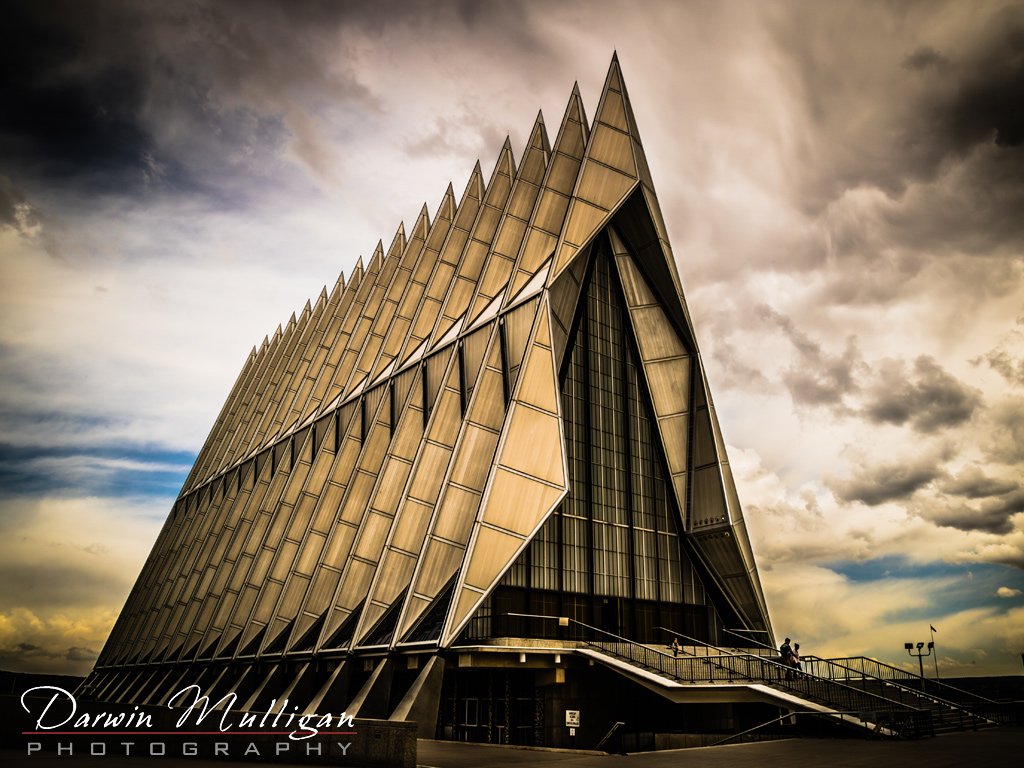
417 729 1021 768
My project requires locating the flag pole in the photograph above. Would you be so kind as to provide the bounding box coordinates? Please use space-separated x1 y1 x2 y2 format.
930 625 939 679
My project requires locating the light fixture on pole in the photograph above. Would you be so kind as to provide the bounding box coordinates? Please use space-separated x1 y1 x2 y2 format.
905 640 934 686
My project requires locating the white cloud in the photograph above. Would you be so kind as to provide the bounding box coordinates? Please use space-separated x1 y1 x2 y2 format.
0 495 164 674
996 586 1022 598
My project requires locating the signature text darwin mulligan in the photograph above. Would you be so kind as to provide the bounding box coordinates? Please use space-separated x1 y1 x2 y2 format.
21 685 355 741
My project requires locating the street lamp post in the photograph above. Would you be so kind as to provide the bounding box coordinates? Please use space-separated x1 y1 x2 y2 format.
904 641 934 687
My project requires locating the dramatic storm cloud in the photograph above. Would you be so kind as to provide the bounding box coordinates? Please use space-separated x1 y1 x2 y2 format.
862 356 981 433
2 0 1023 676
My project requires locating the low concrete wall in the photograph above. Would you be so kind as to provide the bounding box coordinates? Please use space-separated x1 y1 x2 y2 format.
2 693 415 767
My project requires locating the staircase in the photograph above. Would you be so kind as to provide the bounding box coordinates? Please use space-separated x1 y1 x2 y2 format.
568 623 1001 740
584 638 927 737
802 655 1002 733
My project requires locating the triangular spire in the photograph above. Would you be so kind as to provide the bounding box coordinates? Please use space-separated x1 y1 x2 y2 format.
565 81 589 155
468 160 484 201
422 183 457 256
386 226 405 261
524 111 551 170
506 80 590 298
427 135 517 348
437 182 456 222
547 54 644 282
412 203 430 241
603 55 685 294
528 110 550 153
465 111 550 323
497 136 516 182
478 140 516 227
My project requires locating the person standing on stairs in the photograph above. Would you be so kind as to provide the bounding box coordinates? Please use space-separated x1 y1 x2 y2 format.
779 637 793 679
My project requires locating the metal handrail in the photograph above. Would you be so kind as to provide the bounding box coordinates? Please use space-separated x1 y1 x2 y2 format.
802 656 994 727
721 627 776 652
803 655 1008 727
807 655 999 706
657 625 777 658
499 613 932 738
709 709 901 747
503 614 1007 738
650 629 928 730
595 721 625 752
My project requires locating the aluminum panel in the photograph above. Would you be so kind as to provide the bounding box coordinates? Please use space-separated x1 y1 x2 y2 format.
587 124 637 177
389 498 434 554
408 442 454 504
499 407 564 487
645 358 690 417
516 347 560 414
415 538 463 602
597 88 629 132
480 468 565 537
692 466 727 527
578 161 635 212
353 512 392 561
630 308 687 361
658 414 689 475
432 485 482 544
369 550 416 609
466 366 505 431
693 408 716 467
562 199 608 247
449 425 499 489
372 459 413 515
464 527 524 590
533 188 571 235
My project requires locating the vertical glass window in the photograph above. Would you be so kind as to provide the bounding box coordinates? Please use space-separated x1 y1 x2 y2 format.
532 516 560 591
497 246 707 634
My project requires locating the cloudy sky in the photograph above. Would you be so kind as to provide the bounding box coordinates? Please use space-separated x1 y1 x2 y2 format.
2 0 1022 678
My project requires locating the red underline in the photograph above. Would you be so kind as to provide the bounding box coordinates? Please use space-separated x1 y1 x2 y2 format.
22 731 358 736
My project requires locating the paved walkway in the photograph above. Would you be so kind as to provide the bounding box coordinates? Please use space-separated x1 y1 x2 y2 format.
3 728 1020 767
417 729 1022 768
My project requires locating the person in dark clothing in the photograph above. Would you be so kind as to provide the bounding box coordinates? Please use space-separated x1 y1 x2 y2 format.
779 637 793 679
780 637 792 663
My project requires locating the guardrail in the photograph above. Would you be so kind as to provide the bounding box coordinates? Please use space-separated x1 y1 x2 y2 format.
805 655 997 705
802 655 1007 727
501 614 934 739
646 628 931 738
708 709 919 746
